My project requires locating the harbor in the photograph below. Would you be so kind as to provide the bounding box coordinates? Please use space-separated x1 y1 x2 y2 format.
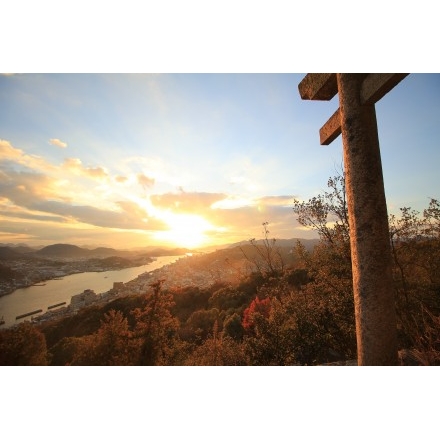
0 255 180 328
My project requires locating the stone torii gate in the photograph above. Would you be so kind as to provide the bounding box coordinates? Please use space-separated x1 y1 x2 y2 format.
298 73 408 365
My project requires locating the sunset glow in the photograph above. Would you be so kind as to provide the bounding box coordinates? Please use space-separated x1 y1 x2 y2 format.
0 74 439 249
154 213 217 249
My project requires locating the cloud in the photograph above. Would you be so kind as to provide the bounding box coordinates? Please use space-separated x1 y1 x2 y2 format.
0 208 66 224
0 139 310 246
1 193 166 232
211 195 293 211
0 139 57 174
63 157 108 181
49 138 67 148
31 200 166 230
256 195 294 206
0 140 170 236
148 190 302 241
150 191 225 214
211 195 254 210
0 139 24 160
115 175 128 184
123 155 187 188
116 200 148 217
137 173 155 189
85 166 108 180
205 193 299 240
0 168 167 231
209 203 297 238
0 171 71 207
63 158 81 168
0 139 22 161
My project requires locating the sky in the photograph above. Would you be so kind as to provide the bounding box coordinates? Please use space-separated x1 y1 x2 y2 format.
0 73 439 249
2 0 439 428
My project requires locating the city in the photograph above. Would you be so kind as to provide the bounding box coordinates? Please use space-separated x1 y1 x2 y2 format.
28 250 252 325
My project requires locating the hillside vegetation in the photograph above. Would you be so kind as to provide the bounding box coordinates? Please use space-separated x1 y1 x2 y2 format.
1 175 439 366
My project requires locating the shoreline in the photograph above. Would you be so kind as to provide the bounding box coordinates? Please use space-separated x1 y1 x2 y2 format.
0 260 156 298
0 255 181 328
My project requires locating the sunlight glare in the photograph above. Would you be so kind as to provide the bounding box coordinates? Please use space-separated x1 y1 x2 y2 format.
154 212 214 249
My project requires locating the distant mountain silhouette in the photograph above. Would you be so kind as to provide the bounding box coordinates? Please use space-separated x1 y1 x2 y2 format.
33 243 190 259
35 244 90 258
1 239 319 260
0 246 23 260
0 244 37 254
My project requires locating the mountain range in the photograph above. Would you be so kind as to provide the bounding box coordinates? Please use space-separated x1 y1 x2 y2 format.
0 238 320 261
0 243 190 260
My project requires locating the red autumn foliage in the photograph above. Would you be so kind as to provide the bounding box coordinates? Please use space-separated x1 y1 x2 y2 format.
242 296 271 331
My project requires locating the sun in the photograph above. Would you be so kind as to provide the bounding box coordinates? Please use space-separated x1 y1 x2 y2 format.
154 213 214 249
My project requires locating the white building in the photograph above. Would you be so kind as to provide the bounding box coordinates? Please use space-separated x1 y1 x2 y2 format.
70 289 97 311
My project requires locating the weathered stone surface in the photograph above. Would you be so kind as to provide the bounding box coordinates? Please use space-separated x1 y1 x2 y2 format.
337 73 398 366
316 74 408 146
298 73 337 100
361 73 409 105
320 108 341 145
299 73 409 365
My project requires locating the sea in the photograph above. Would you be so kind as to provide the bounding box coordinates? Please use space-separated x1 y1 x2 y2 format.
0 255 180 328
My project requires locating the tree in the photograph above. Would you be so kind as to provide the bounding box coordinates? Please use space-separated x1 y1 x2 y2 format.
290 174 359 362
222 312 244 341
70 310 135 366
185 308 220 342
208 285 251 312
242 296 271 332
292 174 353 304
293 174 439 364
293 174 350 251
184 319 249 366
0 322 48 365
240 222 286 278
389 200 440 363
132 280 180 365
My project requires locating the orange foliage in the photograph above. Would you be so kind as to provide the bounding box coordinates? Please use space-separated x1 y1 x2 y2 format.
242 296 271 331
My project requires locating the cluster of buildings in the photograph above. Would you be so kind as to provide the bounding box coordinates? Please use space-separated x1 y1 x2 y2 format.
28 254 245 325
1 259 115 297
1 255 148 297
124 254 243 293
0 262 68 297
31 283 127 324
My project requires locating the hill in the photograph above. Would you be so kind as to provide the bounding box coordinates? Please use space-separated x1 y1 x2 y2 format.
35 244 91 258
33 243 190 259
0 246 26 260
1 239 318 261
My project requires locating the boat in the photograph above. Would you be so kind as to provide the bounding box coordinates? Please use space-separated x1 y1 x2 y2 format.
33 283 47 286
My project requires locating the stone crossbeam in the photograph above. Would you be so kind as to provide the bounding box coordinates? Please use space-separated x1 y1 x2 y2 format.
361 73 409 105
319 108 341 145
316 73 409 145
298 73 337 101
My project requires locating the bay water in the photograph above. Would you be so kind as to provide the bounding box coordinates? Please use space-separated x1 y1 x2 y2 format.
0 255 180 328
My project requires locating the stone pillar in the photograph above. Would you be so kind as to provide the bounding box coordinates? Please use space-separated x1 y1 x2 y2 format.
337 73 398 365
